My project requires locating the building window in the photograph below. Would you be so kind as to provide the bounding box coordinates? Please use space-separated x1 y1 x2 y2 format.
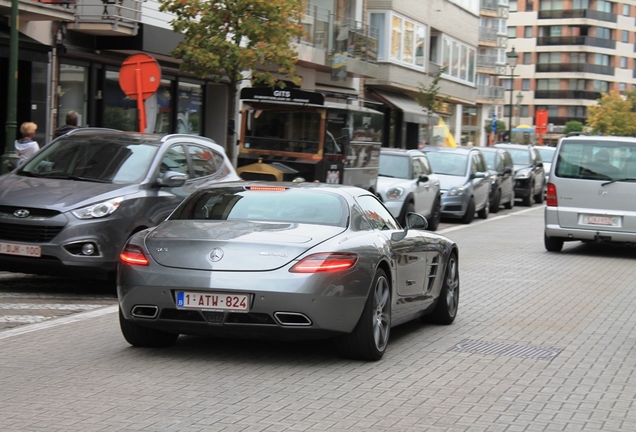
524 26 533 38
523 52 532 64
441 35 476 85
526 0 534 11
177 81 203 135
509 1 517 12
522 79 530 90
386 13 426 68
619 82 627 93
597 27 611 40
521 106 529 117
507 26 516 38
622 30 629 43
58 64 88 129
370 13 386 60
623 4 630 16
540 0 563 11
621 57 628 68
597 0 612 13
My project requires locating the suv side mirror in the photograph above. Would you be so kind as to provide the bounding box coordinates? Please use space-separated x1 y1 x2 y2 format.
157 171 188 187
416 174 429 184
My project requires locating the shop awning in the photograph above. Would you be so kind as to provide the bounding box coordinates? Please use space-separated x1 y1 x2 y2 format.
369 90 438 124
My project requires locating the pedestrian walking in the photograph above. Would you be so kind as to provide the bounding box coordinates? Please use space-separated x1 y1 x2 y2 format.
53 111 79 138
15 122 40 165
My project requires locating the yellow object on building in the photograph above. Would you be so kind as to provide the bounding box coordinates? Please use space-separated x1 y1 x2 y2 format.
432 117 458 147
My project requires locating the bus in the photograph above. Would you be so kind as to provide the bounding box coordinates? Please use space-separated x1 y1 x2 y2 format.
237 87 383 193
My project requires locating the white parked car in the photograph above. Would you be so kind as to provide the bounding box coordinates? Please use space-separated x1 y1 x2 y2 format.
376 148 441 230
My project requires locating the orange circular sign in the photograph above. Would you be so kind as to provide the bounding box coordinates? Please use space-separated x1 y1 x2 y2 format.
118 53 161 100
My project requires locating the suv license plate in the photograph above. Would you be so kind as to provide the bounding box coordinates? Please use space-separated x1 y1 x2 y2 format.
0 242 41 257
582 215 619 226
176 291 249 311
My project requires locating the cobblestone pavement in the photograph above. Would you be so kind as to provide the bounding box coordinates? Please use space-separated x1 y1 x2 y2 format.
1 206 635 431
0 273 116 329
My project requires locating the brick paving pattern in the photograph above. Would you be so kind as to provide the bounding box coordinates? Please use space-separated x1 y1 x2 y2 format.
0 207 634 431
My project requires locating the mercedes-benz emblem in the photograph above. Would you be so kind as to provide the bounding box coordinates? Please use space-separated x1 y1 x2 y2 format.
13 209 30 218
209 248 224 262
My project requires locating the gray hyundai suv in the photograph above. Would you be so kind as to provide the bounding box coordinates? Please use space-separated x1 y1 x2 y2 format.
0 129 241 280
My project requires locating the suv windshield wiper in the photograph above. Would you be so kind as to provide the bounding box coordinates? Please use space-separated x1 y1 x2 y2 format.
43 174 111 183
602 178 636 186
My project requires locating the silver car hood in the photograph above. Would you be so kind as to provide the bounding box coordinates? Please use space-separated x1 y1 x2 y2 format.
0 174 132 209
145 220 345 271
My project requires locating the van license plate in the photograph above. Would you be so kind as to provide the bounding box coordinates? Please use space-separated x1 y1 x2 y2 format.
176 291 249 311
0 242 41 257
582 215 619 226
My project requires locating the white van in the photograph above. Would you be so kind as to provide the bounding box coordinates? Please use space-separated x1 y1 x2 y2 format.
544 135 636 251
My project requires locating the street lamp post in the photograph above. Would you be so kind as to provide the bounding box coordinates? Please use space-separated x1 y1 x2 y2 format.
506 47 518 139
515 91 523 126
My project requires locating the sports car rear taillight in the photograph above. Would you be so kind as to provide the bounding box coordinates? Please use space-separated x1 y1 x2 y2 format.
120 244 150 266
289 253 358 273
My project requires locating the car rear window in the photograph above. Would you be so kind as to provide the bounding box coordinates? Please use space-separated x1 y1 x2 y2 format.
170 187 348 227
555 140 636 181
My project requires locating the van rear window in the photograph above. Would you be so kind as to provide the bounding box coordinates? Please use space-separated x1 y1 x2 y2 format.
555 140 636 181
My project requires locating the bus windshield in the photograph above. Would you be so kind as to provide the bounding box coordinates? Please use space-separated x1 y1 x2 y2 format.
243 109 322 154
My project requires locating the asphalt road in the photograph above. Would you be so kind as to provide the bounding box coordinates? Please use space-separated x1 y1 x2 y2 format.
2 204 635 431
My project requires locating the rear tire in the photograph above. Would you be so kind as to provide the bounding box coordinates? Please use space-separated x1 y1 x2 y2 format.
522 185 534 206
429 252 459 325
504 192 515 209
119 307 179 348
490 189 501 214
534 180 545 204
477 199 489 219
335 269 391 361
460 197 475 224
426 198 441 231
544 234 564 252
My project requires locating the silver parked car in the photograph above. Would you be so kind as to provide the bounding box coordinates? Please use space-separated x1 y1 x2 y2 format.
117 182 460 361
545 136 636 252
422 147 491 224
0 129 241 280
376 148 441 230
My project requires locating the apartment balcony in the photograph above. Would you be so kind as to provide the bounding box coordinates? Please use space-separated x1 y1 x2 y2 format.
480 0 500 12
479 26 497 45
0 0 74 21
68 0 141 36
537 35 615 50
538 9 617 23
536 63 614 75
297 3 378 78
476 84 505 103
535 90 602 100
476 53 498 72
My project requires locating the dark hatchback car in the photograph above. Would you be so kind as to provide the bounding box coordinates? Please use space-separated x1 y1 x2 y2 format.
0 129 241 280
479 147 515 212
493 143 545 206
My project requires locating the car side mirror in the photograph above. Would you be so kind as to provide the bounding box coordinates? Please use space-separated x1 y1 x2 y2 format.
473 172 486 179
406 212 428 230
503 167 512 175
157 171 188 187
416 174 429 184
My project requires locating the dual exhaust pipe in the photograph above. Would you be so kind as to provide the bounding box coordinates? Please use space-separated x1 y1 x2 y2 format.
131 305 312 326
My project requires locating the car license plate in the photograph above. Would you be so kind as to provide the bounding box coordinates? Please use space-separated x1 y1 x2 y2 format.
0 242 41 257
582 214 619 226
176 291 249 312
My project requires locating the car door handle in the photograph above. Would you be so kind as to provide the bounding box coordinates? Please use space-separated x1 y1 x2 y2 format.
406 280 416 286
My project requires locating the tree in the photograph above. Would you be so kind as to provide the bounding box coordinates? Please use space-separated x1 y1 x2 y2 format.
563 121 583 135
416 66 448 146
159 0 306 160
586 90 636 136
483 120 507 138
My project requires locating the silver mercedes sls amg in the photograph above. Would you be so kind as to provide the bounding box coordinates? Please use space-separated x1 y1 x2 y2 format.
117 182 460 361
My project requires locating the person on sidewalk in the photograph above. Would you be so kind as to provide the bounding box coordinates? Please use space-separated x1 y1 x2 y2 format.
15 122 40 165
53 111 79 138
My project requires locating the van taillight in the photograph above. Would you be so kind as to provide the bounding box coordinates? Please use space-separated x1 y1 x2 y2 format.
546 183 557 207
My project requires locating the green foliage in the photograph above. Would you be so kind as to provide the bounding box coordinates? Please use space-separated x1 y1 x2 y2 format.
587 90 636 136
104 107 134 131
483 120 507 135
159 0 305 87
563 121 583 135
416 66 449 114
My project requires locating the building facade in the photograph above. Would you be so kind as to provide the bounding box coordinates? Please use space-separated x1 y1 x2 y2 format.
508 0 636 144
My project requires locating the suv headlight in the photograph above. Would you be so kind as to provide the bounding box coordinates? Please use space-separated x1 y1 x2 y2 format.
72 197 124 219
386 186 405 200
448 186 466 196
